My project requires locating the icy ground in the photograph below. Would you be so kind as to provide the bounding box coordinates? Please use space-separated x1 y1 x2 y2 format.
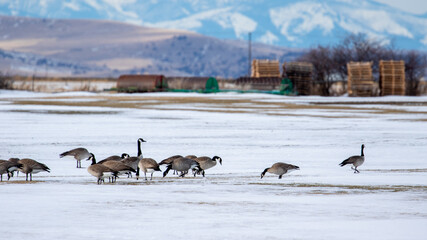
0 90 426 240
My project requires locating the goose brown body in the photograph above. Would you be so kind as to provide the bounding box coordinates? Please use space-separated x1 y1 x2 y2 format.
137 158 161 180
163 157 201 178
193 156 222 177
86 153 118 184
18 158 50 181
0 160 23 181
261 162 300 179
339 144 365 173
59 147 91 168
98 153 130 164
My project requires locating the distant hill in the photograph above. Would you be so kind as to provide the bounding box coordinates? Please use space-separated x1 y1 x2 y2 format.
0 0 426 51
0 15 303 78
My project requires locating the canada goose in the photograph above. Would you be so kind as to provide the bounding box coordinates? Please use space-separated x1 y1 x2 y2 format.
18 158 50 181
137 158 161 180
87 153 118 184
193 156 222 177
159 155 182 165
339 144 365 173
121 138 146 178
98 153 130 164
0 160 23 181
7 158 21 177
159 155 183 175
59 147 91 168
163 157 201 178
101 162 135 182
261 162 300 179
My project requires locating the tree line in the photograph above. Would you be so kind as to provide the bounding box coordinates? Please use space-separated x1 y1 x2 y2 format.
297 34 427 96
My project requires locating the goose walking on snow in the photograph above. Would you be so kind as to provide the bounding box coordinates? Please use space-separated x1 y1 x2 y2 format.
100 159 136 182
0 160 23 181
193 156 222 177
87 153 119 184
59 147 91 168
18 158 50 181
261 162 300 179
163 157 201 178
7 158 21 177
121 138 146 178
159 155 184 175
137 158 161 180
339 144 365 173
98 153 130 164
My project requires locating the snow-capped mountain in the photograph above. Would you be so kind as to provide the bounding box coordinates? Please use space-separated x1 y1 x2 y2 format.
0 0 426 50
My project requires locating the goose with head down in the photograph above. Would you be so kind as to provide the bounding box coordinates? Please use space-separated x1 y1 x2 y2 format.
261 162 300 179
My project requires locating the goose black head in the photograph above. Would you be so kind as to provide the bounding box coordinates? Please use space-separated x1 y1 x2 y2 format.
121 153 130 159
87 153 96 165
213 156 222 165
138 138 146 143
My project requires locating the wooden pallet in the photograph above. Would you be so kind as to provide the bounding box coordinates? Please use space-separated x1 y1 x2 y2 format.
251 59 280 78
347 61 376 96
379 60 405 95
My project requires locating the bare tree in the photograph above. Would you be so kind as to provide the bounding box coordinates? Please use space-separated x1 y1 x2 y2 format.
403 50 427 95
298 33 426 96
298 46 335 96
0 71 11 89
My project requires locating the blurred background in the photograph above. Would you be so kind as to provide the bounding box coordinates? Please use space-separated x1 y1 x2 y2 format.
0 0 426 95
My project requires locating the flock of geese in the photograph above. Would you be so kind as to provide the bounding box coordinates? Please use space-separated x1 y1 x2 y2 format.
0 138 365 184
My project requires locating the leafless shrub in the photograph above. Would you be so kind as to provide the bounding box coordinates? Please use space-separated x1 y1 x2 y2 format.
0 72 12 89
298 33 427 96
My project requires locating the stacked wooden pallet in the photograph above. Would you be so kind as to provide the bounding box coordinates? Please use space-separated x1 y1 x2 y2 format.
251 59 280 78
379 60 405 95
284 62 313 95
347 61 375 97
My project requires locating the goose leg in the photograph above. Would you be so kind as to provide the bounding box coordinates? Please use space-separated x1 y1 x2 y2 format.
1 174 2 181
354 167 360 174
163 165 172 177
202 170 205 177
30 173 32 181
144 172 147 181
278 175 282 179
26 173 28 181
150 172 153 180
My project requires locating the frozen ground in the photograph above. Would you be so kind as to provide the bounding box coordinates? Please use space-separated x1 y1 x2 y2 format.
0 90 426 240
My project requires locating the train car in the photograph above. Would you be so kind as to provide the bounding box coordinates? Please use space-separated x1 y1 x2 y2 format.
117 75 167 92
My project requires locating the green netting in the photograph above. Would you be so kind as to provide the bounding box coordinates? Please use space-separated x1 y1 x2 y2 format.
205 77 219 92
280 78 293 95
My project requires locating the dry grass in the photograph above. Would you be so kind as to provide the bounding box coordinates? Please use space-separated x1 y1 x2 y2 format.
2 94 426 119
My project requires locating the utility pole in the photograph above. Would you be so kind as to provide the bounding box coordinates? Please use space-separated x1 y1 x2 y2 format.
32 68 37 92
248 32 252 77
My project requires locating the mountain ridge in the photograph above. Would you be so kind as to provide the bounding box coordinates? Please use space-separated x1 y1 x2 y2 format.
0 15 303 78
1 0 426 50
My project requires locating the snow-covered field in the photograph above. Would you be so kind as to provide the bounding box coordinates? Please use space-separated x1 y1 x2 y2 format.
0 90 426 240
